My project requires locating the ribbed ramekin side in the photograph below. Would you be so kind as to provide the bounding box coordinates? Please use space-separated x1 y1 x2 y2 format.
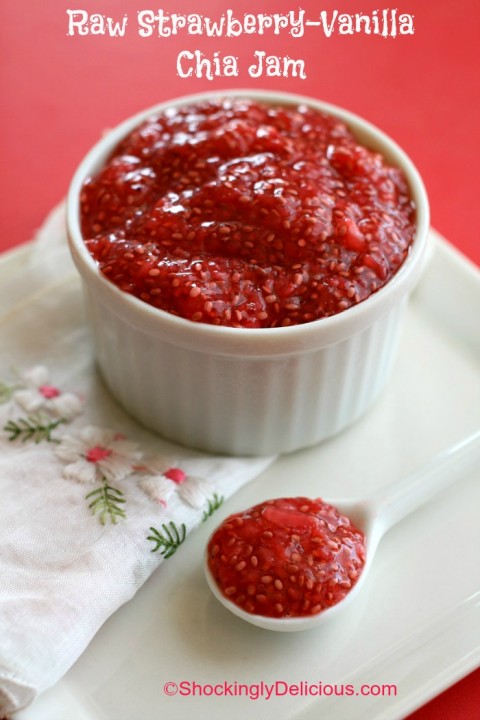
85 286 406 456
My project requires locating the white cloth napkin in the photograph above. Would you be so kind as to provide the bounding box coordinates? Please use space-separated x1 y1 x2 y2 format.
0 206 275 716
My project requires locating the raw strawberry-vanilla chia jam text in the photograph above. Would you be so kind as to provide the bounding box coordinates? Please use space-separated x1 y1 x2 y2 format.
207 497 366 618
81 98 416 328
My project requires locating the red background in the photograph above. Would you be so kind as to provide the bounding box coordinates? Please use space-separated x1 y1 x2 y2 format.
0 0 478 716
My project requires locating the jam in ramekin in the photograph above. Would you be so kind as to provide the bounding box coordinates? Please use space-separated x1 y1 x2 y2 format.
81 99 415 328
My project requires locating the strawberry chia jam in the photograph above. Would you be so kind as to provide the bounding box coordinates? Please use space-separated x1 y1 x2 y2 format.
207 497 366 618
80 99 415 328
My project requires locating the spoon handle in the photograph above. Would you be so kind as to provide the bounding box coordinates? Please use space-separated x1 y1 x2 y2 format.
369 429 480 533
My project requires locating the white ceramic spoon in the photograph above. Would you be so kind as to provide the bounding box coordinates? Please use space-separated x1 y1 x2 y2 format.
204 430 480 631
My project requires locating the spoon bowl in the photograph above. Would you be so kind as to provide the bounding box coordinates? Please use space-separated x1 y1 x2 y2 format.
204 431 480 631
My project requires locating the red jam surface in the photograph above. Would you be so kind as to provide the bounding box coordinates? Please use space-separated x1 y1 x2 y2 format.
207 497 366 618
81 99 415 328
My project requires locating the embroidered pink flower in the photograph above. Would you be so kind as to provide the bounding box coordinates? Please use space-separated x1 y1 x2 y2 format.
55 426 141 484
138 457 212 509
14 365 83 419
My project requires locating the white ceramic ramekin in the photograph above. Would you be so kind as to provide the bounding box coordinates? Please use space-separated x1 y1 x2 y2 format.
67 90 430 456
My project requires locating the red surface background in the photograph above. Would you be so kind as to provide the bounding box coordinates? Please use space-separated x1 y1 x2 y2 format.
0 0 478 717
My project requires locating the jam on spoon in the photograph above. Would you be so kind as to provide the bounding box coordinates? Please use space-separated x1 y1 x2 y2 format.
205 430 480 631
207 497 365 619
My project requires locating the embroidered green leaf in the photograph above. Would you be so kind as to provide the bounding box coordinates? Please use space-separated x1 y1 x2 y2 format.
4 414 65 443
148 522 186 558
86 479 126 525
0 381 16 405
202 492 224 522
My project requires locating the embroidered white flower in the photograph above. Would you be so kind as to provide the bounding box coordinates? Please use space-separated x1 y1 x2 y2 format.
55 426 141 484
14 365 83 419
138 476 176 507
138 457 213 509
